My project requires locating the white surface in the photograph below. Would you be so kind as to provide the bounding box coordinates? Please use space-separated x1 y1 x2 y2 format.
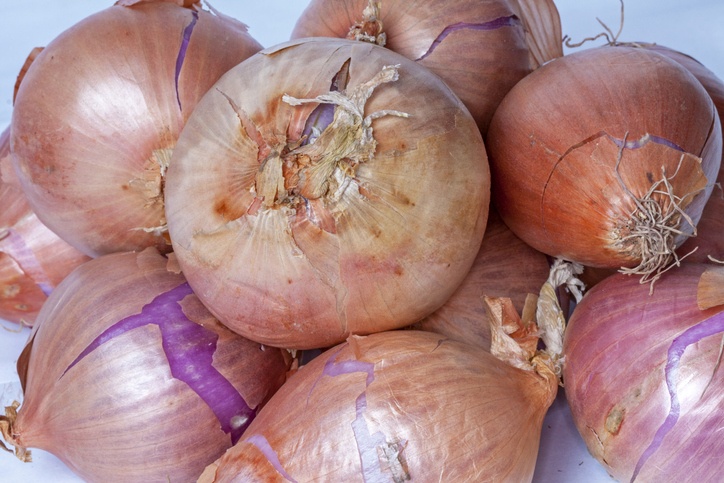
1 1 722 481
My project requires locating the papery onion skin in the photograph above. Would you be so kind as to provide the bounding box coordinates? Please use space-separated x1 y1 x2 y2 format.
10 1 263 257
641 44 724 263
1 248 290 482
199 330 558 482
411 208 550 350
562 263 724 482
487 46 722 271
165 38 490 350
290 0 563 134
1 128 90 325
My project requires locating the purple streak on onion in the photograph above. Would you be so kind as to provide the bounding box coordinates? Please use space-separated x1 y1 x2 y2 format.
631 311 724 482
314 344 390 480
607 132 684 152
63 282 253 444
175 10 199 111
416 16 521 61
246 434 299 483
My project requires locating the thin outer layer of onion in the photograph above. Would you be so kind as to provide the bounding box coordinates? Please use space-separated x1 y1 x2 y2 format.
165 38 490 350
10 0 263 257
290 0 563 134
0 248 291 482
199 329 559 482
487 46 722 279
1 128 90 325
563 263 724 482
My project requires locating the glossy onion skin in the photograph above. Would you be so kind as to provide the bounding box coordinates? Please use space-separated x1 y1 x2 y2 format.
0 128 90 324
563 263 724 482
9 248 290 482
486 46 722 269
165 38 490 350
412 208 550 350
200 330 557 482
290 0 561 134
10 2 263 257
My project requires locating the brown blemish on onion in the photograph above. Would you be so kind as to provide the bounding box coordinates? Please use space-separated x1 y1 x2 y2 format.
604 407 625 435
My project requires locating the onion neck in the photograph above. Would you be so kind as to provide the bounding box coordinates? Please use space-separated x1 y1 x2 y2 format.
252 65 409 222
487 258 584 391
0 401 31 462
347 0 386 46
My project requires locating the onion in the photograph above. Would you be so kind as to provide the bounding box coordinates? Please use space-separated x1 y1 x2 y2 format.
562 262 724 482
486 45 722 282
1 127 90 325
10 0 263 257
411 207 550 350
199 324 559 482
0 247 291 482
636 44 724 264
165 38 490 350
290 0 563 134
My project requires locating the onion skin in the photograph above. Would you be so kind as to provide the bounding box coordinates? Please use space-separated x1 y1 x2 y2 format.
642 44 724 263
0 248 290 482
562 263 724 482
487 46 722 272
165 38 490 350
199 330 558 482
10 1 263 257
1 128 90 325
412 208 550 350
290 0 563 134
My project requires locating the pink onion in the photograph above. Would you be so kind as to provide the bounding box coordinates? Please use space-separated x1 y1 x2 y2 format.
487 45 722 281
1 127 90 325
0 247 291 482
200 325 559 482
562 262 724 482
10 0 263 257
412 208 550 350
290 0 563 134
165 37 490 350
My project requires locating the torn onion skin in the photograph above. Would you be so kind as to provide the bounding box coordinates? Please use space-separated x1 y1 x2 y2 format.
10 0 263 257
641 44 724 263
411 208 549 350
562 263 724 482
199 330 558 482
487 46 722 276
165 38 490 350
290 0 563 134
1 128 90 325
0 248 291 482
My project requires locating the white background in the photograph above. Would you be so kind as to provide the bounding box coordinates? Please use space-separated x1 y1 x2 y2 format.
2 1 723 481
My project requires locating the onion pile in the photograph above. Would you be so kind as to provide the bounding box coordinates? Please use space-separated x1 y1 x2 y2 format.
165 37 490 350
486 45 722 281
562 263 724 482
1 127 90 325
10 0 263 257
0 247 291 482
290 0 563 134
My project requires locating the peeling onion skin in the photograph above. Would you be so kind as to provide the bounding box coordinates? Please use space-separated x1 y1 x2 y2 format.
411 208 549 350
1 248 290 482
10 1 263 258
199 330 557 482
165 38 490 350
0 128 90 325
487 46 722 271
562 263 724 482
290 0 563 135
644 45 724 263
